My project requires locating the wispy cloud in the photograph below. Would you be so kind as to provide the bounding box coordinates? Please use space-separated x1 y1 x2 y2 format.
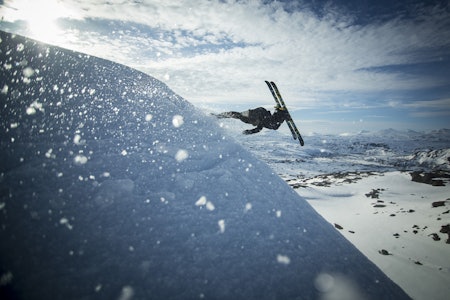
1 0 449 129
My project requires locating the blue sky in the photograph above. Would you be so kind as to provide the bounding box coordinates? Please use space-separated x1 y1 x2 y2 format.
1 0 449 133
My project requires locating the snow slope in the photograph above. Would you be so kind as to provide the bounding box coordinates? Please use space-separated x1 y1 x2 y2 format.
0 31 410 300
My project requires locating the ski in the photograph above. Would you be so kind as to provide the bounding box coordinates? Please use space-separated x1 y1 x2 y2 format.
265 81 304 146
265 81 297 139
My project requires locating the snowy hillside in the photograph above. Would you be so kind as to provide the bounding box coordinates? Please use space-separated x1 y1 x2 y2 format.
0 31 411 299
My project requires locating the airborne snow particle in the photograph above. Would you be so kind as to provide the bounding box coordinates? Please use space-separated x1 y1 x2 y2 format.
23 67 35 78
195 196 207 206
245 203 252 212
59 217 73 230
73 155 88 165
277 254 291 265
145 114 153 121
1 84 8 94
314 273 335 292
276 210 282 218
175 149 189 162
218 219 225 233
0 271 13 285
73 134 81 145
206 201 215 211
172 115 184 128
26 106 36 115
117 285 134 300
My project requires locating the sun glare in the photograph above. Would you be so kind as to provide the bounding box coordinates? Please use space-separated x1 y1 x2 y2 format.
5 0 74 43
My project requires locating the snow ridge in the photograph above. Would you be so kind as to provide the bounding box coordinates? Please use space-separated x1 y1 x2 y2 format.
0 31 409 300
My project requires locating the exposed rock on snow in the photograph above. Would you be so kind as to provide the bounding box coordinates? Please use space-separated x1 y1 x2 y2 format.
410 171 450 186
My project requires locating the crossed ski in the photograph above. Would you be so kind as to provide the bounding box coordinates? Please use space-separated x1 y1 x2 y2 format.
265 81 304 146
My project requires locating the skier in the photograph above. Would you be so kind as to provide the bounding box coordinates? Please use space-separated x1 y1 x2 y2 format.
215 106 289 134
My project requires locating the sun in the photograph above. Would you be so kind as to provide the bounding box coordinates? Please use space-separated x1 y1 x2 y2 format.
4 0 75 43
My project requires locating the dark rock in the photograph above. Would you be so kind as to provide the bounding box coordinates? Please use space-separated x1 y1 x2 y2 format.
432 201 446 208
379 249 391 255
373 204 386 208
440 224 450 234
410 171 450 186
365 189 381 198
334 223 344 230
429 233 441 241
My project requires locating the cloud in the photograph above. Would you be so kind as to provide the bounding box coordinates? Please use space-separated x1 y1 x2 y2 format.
1 0 449 114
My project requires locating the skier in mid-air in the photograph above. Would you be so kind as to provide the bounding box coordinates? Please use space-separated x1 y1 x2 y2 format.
215 106 289 134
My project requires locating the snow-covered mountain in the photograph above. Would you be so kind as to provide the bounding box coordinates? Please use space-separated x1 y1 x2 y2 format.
219 106 450 299
226 125 450 180
0 31 411 299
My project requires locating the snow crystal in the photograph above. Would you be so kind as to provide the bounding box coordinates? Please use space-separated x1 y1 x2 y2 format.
172 115 184 128
314 273 365 300
0 202 5 210
145 114 153 122
73 134 81 144
1 84 8 94
218 219 225 233
276 210 282 218
59 217 73 230
73 155 88 165
206 201 215 211
0 271 13 285
26 101 44 115
276 254 291 265
245 203 252 211
23 67 35 78
26 106 36 115
121 150 128 156
16 43 24 52
195 196 207 206
195 196 215 211
175 149 189 162
117 285 134 300
315 273 335 293
45 149 55 159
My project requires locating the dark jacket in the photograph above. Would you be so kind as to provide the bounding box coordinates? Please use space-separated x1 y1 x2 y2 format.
244 107 288 134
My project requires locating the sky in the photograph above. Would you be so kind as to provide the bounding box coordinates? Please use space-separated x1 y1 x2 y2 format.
1 0 449 133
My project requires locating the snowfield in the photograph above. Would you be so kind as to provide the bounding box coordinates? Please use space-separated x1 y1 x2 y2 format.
224 114 450 300
0 31 411 299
